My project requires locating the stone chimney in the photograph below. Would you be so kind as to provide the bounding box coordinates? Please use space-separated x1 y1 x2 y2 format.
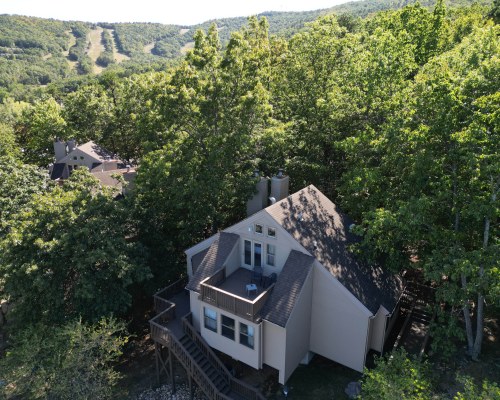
67 139 77 152
270 168 289 202
53 138 67 162
246 171 269 217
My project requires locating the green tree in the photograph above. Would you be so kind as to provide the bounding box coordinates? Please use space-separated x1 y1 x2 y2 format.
0 170 150 324
360 349 433 400
0 318 128 400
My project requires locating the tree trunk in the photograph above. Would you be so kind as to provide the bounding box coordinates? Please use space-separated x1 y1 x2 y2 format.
471 183 495 360
461 273 474 355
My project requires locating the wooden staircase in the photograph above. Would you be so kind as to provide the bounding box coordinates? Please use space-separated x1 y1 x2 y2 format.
150 279 265 400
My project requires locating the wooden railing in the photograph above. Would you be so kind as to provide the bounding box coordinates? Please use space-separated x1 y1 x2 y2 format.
150 313 232 400
154 276 188 314
200 268 275 321
182 313 266 400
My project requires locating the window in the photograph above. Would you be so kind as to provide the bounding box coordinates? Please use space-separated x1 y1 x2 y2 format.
204 307 217 332
244 240 252 266
80 156 84 160
267 227 276 238
254 243 262 267
221 315 235 340
267 244 276 267
240 323 254 349
255 224 263 234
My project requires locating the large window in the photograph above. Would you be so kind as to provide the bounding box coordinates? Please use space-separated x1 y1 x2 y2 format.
221 315 235 340
240 323 254 349
254 242 262 267
267 244 276 267
244 240 252 266
204 307 217 332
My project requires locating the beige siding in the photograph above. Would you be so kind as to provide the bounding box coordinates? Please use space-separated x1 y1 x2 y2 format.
310 262 371 372
59 148 100 169
263 320 286 383
200 302 262 369
224 241 241 276
369 306 389 352
225 210 305 276
385 303 400 342
190 291 201 331
283 269 313 383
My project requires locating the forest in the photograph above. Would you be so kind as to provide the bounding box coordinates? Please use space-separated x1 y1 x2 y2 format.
0 0 499 398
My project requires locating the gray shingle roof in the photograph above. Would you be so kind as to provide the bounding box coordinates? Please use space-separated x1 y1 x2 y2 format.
266 185 403 314
186 232 239 292
191 247 210 274
260 250 314 327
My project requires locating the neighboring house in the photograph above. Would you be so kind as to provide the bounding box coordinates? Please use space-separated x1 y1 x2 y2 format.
184 178 404 384
49 139 136 194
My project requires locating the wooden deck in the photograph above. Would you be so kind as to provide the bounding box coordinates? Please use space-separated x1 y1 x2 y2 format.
218 268 265 300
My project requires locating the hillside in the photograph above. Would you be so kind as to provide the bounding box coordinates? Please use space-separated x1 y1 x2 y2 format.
0 0 492 95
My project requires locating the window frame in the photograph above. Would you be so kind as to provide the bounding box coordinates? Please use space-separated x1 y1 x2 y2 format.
266 243 276 267
204 307 217 332
239 322 254 349
267 227 277 238
221 315 235 341
244 240 252 266
254 242 262 267
255 224 263 234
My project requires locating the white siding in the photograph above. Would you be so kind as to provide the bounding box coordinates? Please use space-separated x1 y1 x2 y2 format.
190 290 201 331
309 262 371 372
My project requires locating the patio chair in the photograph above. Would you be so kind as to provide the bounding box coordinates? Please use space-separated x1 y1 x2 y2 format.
251 266 263 285
269 272 277 286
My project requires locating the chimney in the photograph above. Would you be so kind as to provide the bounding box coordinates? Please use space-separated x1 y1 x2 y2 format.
270 168 289 202
246 170 270 217
67 139 77 152
53 138 67 162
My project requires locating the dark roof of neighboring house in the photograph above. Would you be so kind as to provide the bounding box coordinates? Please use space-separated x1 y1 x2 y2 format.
50 163 67 180
191 247 210 275
260 250 314 327
186 232 239 292
91 169 136 192
266 185 404 314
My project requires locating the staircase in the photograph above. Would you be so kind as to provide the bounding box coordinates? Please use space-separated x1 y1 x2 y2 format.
150 279 265 400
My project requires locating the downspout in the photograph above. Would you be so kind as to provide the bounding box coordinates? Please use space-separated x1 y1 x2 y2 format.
259 320 264 369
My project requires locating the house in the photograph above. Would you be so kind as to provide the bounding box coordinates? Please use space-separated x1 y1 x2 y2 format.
184 176 404 384
49 139 136 194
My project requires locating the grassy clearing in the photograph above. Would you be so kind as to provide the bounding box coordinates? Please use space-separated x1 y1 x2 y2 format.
87 27 104 73
179 28 190 35
143 42 155 54
63 29 78 70
181 41 195 54
108 29 130 63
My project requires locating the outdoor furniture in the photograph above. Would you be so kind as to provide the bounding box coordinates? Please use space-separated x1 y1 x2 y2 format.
251 266 263 285
263 272 278 288
246 283 257 297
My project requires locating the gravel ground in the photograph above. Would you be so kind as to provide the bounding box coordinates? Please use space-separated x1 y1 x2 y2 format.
137 383 205 400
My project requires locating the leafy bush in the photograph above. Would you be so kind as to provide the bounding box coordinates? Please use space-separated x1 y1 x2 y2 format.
0 318 128 400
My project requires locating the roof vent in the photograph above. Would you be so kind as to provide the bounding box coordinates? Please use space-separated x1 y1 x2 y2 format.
269 196 276 205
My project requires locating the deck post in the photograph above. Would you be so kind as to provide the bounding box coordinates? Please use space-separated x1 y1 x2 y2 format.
189 375 194 399
155 342 160 386
169 347 176 393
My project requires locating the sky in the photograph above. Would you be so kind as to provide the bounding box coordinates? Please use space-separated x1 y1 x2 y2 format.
1 0 349 26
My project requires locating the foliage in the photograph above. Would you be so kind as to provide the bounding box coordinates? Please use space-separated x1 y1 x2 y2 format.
454 375 500 400
0 318 128 400
0 170 150 324
360 349 433 400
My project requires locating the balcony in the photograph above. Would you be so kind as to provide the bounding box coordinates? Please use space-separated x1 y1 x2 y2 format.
200 267 274 322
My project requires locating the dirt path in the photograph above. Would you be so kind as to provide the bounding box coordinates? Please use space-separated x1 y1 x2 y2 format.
179 28 190 35
87 27 105 74
108 29 130 63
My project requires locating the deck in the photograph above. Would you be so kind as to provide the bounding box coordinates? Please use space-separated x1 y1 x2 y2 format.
164 290 191 339
218 268 265 300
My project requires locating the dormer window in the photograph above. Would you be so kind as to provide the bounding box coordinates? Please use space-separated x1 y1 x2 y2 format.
255 224 263 234
267 227 276 238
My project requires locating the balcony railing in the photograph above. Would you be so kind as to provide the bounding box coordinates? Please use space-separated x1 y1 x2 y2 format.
200 268 274 321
